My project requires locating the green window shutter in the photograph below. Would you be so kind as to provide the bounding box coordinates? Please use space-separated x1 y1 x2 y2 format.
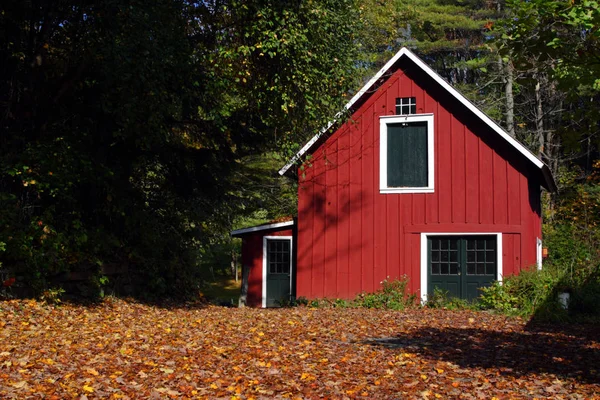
387 122 428 187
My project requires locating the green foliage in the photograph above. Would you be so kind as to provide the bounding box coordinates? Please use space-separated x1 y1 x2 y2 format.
354 277 416 310
0 0 360 299
425 287 472 310
478 281 520 314
40 287 66 305
301 277 416 310
294 296 309 307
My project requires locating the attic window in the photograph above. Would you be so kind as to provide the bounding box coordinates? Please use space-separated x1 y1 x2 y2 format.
396 97 416 115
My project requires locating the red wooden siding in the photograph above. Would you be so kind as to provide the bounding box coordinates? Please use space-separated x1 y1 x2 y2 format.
296 64 542 300
240 228 293 307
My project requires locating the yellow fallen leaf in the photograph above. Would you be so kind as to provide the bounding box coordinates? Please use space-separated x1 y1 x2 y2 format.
12 381 27 388
210 383 218 389
86 368 99 376
83 385 94 393
436 368 444 374
421 374 428 381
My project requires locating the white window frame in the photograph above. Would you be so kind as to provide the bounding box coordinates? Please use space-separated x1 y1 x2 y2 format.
396 97 417 115
262 236 293 308
380 114 434 194
419 232 503 303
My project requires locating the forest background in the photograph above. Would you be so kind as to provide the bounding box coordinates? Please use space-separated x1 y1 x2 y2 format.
1 0 598 315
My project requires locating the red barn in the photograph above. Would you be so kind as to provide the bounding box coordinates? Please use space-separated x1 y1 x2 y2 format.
233 48 556 307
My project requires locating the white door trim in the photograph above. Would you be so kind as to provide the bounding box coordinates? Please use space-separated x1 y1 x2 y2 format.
420 232 503 303
262 236 293 308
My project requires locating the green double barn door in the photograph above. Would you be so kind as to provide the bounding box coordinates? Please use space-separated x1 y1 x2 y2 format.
427 236 497 301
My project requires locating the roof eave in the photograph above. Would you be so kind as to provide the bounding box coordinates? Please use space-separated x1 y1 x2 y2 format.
230 220 295 237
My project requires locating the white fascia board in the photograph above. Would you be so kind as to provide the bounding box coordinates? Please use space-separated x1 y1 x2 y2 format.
230 220 294 237
279 47 555 190
399 49 545 170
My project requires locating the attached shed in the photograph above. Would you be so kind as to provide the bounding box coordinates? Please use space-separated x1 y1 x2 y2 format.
231 219 295 307
234 47 556 307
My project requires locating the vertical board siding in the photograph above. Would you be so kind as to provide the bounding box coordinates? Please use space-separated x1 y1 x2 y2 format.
325 138 338 297
337 126 350 298
451 118 466 223
295 66 543 300
348 120 363 296
361 101 376 293
465 130 480 223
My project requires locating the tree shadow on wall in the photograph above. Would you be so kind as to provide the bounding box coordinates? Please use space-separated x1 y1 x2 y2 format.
362 324 600 384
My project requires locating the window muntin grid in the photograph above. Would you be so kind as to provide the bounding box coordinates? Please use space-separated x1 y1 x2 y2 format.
465 237 496 276
396 97 416 115
430 236 496 276
267 239 291 274
430 237 460 275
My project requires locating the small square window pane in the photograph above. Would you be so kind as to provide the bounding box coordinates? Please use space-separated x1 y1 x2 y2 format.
477 250 485 262
476 263 485 275
467 264 476 275
410 104 416 114
467 251 475 262
477 239 485 249
486 250 495 263
467 240 475 250
486 264 495 276
450 264 458 275
441 240 449 250
441 251 449 262
486 238 495 250
432 251 440 262
431 240 439 250
441 263 449 275
431 263 440 275
450 251 458 262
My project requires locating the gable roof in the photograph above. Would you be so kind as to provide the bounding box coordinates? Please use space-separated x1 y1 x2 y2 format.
279 47 556 191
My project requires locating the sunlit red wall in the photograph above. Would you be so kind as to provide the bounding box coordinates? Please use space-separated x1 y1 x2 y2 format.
295 59 542 300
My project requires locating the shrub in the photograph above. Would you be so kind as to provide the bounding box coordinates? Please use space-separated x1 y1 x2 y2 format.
478 281 520 314
425 287 472 310
354 276 417 310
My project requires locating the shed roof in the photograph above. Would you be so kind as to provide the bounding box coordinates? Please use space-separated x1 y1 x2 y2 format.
279 47 556 191
230 218 294 238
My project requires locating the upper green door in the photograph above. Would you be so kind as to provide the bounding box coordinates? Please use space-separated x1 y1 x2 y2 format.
428 236 497 301
266 239 291 307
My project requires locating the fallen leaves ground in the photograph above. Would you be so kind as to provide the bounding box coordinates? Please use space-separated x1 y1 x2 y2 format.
1 298 599 399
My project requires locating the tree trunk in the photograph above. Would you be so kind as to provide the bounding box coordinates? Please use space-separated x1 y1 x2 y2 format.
239 264 249 307
535 74 545 160
500 56 515 137
231 248 238 282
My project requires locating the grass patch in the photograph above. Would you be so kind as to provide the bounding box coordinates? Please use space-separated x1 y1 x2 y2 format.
200 275 241 305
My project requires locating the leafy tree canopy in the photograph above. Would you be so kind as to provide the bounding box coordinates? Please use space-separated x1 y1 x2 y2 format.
0 0 361 298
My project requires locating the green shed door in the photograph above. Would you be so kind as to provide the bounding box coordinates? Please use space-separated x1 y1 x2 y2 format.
265 239 291 307
428 236 497 301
